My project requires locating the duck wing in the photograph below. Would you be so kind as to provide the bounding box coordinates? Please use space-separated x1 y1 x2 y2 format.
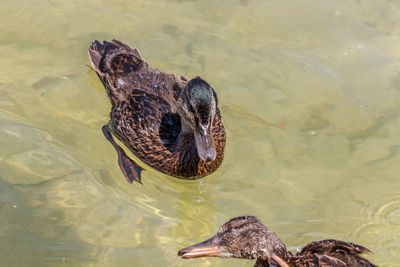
110 88 181 154
89 39 186 132
290 254 347 267
89 40 191 173
88 40 149 106
258 254 346 267
295 239 376 266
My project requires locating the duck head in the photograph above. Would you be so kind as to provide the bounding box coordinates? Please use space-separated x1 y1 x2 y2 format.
178 216 288 263
177 77 218 162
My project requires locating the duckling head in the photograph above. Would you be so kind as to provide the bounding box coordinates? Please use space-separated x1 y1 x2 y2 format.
177 77 218 162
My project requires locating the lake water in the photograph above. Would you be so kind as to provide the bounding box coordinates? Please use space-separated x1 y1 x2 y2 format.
1 0 400 266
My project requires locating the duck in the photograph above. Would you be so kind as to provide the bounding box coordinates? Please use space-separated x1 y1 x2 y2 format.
88 40 226 184
178 216 376 266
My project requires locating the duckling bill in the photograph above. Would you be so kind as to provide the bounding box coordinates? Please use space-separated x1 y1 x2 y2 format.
178 216 376 267
88 40 226 183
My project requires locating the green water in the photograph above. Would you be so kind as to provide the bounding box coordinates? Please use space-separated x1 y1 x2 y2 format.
1 0 400 266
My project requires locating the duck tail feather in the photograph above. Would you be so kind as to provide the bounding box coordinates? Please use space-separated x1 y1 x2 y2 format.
88 40 105 72
88 40 144 73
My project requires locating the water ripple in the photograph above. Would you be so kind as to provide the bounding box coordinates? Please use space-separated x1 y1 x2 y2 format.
352 192 400 264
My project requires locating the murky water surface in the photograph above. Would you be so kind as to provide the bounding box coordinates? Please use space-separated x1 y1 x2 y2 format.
1 0 400 266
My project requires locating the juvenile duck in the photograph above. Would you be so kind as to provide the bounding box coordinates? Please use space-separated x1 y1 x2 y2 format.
178 216 376 266
88 40 226 184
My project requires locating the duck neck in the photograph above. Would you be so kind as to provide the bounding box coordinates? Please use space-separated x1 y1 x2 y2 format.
257 232 292 265
175 118 194 151
180 118 194 136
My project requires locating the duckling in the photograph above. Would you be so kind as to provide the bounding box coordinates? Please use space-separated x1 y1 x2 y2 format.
178 216 376 266
88 40 226 184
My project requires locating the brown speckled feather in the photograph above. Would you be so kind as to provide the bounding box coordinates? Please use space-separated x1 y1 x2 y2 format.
89 40 226 178
257 239 376 267
255 239 376 267
287 239 376 267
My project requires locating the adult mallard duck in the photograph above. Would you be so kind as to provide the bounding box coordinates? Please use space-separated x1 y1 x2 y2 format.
178 216 376 266
88 40 226 184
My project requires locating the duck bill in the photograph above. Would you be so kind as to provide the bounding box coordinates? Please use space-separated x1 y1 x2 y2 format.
178 239 222 259
194 124 216 162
